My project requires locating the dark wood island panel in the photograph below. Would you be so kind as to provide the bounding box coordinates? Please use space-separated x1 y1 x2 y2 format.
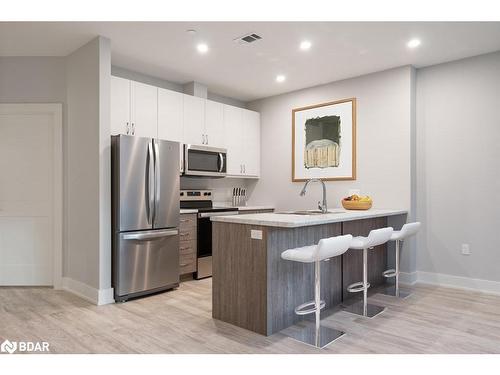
212 215 399 336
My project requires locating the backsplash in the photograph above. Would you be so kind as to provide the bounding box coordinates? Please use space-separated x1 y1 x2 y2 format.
180 177 257 205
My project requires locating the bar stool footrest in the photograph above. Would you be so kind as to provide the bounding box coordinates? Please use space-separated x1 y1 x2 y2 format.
294 300 326 315
347 281 370 293
382 269 397 278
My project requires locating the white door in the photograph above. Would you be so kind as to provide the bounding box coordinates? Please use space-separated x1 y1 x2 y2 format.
131 81 158 138
0 104 62 286
243 109 260 177
158 88 184 172
223 105 244 176
183 95 205 146
205 100 224 148
110 76 131 135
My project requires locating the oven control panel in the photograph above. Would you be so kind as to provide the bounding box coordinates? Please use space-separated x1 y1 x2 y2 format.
180 190 212 201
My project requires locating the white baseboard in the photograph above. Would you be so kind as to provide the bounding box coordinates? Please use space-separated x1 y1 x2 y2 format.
399 271 418 286
62 277 115 305
416 271 500 296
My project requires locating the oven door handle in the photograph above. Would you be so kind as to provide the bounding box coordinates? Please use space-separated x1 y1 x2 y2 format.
198 211 239 218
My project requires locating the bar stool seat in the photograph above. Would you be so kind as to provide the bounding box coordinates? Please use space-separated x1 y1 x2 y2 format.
343 227 393 318
280 234 352 349
382 222 421 298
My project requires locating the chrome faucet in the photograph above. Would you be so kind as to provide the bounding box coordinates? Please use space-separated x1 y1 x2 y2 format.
299 178 328 213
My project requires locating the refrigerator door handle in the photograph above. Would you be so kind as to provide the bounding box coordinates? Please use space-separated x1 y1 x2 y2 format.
122 229 179 241
146 140 155 225
153 139 160 226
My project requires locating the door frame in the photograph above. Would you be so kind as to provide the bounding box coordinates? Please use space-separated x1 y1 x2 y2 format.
0 103 63 288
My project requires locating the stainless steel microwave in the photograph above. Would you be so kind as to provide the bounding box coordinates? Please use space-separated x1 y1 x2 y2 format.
183 144 227 177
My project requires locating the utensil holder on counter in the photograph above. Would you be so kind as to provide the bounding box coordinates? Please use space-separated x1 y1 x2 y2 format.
232 187 247 207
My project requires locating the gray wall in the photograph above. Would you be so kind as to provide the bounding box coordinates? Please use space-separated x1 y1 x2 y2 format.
111 65 247 109
415 51 500 282
66 37 111 292
247 66 413 212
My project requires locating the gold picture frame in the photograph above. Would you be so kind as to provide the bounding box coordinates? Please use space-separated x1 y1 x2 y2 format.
292 97 357 182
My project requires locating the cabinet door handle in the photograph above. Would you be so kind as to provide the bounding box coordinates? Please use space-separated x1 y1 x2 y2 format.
126 122 129 135
180 263 189 267
206 134 208 144
132 123 135 135
244 164 246 173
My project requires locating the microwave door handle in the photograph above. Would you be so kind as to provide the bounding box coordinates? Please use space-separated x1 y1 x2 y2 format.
218 153 224 173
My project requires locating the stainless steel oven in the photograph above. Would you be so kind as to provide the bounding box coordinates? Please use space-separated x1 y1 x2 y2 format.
196 210 238 278
184 144 227 177
180 190 238 279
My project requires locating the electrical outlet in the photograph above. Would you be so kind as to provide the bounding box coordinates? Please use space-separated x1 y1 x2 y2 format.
461 244 471 256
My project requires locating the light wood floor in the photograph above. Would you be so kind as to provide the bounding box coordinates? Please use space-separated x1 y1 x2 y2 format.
1 279 500 353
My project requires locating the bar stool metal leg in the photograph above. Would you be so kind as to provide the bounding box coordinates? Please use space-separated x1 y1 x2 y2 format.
286 260 345 348
343 247 385 318
382 240 412 298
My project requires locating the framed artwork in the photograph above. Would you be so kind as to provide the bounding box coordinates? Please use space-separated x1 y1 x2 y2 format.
292 97 356 181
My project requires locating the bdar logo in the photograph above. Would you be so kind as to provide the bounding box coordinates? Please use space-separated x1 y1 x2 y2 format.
1 339 17 354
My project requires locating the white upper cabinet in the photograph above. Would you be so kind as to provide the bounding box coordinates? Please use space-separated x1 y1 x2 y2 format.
110 76 260 178
205 100 225 148
158 88 184 173
223 105 244 176
111 76 131 135
158 88 184 142
243 109 260 177
183 94 205 145
223 105 261 178
110 76 157 138
130 81 158 138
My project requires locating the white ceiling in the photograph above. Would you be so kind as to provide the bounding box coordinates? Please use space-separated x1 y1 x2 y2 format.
1 22 500 101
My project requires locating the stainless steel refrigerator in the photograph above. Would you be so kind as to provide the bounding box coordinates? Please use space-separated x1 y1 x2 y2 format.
111 135 180 302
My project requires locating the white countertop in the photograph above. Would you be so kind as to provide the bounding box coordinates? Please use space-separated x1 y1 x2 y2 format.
210 208 407 228
180 205 274 215
235 205 275 211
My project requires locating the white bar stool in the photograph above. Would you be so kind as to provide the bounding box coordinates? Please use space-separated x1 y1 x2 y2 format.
343 227 393 318
382 222 421 298
281 234 353 348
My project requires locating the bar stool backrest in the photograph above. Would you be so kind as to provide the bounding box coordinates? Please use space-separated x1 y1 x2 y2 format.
316 234 353 261
398 222 421 239
366 227 394 248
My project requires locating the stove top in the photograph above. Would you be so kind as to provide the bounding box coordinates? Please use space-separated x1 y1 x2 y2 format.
180 189 238 212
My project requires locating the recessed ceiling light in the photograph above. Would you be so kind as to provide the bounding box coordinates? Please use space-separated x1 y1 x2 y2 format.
300 40 312 51
186 29 197 35
197 43 209 54
407 38 421 49
276 74 286 83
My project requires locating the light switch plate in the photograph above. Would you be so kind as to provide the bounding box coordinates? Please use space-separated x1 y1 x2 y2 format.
251 229 262 240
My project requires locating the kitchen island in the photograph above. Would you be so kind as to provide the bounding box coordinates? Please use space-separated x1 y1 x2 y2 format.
211 209 407 336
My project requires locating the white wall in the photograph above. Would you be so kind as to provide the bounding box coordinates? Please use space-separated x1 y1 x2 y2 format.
247 66 414 213
66 37 113 304
416 51 500 285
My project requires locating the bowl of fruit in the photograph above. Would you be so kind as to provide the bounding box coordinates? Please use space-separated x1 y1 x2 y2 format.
342 194 373 210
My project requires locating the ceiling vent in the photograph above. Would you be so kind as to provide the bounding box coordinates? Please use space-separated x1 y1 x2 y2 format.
234 33 262 44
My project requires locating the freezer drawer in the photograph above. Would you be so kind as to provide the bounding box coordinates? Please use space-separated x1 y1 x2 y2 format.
114 228 180 300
